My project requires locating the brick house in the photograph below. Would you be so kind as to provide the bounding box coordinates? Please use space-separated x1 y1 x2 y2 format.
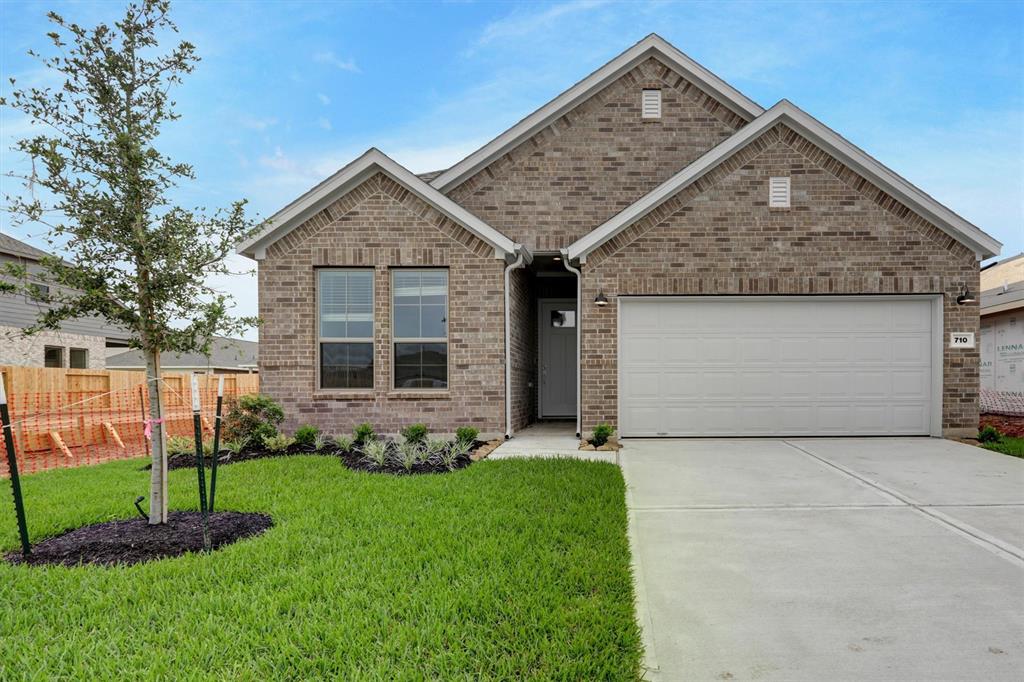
239 34 1000 439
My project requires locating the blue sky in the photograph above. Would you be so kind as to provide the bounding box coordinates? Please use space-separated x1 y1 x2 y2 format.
2 0 1022 341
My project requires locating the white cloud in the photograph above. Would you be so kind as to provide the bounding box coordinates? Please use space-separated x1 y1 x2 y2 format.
316 92 331 105
313 51 360 73
258 146 298 172
238 115 278 131
472 0 610 51
317 117 332 131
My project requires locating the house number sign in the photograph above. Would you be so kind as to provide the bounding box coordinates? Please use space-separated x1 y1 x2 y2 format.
950 332 975 349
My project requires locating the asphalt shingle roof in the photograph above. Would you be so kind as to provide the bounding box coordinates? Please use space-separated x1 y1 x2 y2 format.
106 337 258 370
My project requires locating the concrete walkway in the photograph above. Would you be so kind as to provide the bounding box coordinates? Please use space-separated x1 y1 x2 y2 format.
489 421 617 463
622 438 1024 681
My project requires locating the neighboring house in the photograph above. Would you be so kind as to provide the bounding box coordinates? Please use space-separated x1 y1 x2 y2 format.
980 253 1024 393
238 34 1001 439
0 232 131 369
106 337 258 374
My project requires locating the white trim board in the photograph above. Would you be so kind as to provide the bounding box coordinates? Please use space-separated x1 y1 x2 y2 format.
429 33 764 192
237 148 517 260
566 100 1002 262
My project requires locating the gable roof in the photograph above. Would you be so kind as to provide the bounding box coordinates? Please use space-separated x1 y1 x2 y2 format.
0 233 50 262
429 33 764 192
107 337 258 371
565 100 1002 262
237 148 517 260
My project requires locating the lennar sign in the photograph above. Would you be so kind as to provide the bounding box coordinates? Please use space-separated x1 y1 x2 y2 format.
981 313 1024 392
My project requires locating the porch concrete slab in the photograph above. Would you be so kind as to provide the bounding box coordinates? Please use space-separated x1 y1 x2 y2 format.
489 422 617 462
620 439 888 509
633 506 1024 681
790 438 1024 505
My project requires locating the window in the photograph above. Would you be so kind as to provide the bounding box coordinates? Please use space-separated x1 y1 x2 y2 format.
550 310 576 328
769 176 791 208
641 89 662 119
318 269 374 389
44 346 63 368
27 283 49 301
392 269 448 389
69 348 88 369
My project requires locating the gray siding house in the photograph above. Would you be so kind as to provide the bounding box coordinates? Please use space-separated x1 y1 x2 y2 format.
0 233 130 369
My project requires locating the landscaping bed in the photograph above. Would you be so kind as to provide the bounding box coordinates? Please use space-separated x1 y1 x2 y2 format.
0 455 641 678
7 511 272 567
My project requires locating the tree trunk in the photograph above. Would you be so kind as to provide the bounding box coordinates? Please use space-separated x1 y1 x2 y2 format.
146 348 168 524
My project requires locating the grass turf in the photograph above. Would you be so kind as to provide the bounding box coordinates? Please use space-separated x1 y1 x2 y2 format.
980 436 1024 458
0 456 642 680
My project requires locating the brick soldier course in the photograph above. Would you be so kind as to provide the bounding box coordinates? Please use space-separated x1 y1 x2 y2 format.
240 34 999 439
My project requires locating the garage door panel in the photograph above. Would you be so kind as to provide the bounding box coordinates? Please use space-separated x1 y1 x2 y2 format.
619 297 937 437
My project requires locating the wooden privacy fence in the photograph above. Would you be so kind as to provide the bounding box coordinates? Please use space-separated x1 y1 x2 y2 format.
0 366 259 476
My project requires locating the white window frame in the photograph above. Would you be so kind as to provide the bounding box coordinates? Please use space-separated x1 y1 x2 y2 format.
316 268 375 391
390 268 449 391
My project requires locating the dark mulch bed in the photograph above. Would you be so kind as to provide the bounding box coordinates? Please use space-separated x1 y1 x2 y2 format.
6 511 273 567
158 440 488 475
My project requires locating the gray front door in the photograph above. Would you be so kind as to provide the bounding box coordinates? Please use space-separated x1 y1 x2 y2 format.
539 299 577 417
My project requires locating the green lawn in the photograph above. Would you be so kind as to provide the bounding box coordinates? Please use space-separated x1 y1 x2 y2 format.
981 436 1024 458
0 456 642 680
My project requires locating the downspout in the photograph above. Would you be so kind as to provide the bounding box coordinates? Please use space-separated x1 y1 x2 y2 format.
561 248 582 439
504 247 528 439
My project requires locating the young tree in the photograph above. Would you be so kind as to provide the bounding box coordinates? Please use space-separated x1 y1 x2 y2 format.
1 0 258 523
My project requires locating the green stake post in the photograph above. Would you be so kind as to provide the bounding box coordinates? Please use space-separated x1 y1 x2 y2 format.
0 374 31 556
208 376 224 513
190 375 210 552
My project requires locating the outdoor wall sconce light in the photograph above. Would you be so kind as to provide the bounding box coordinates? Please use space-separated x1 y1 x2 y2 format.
955 286 976 305
594 292 609 306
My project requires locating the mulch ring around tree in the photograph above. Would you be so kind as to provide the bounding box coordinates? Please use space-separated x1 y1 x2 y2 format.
6 511 273 567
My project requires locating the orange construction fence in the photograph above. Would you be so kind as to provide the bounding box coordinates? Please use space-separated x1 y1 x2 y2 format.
0 367 259 476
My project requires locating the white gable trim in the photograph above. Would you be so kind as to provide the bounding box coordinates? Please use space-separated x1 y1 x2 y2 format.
429 33 764 192
237 148 517 260
566 100 1001 262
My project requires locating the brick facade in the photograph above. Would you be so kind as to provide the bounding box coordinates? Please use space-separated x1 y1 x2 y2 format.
259 172 506 435
447 56 747 251
579 124 979 437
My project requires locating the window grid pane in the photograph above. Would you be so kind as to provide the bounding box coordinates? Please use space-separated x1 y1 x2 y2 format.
319 270 373 340
394 342 447 389
392 269 447 340
320 342 373 389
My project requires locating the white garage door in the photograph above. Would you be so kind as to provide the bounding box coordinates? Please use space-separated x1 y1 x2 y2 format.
619 297 939 437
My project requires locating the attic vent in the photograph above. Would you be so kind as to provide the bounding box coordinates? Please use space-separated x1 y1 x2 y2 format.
641 89 661 119
769 176 791 208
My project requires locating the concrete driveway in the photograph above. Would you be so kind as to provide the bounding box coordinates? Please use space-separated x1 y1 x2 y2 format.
621 438 1024 681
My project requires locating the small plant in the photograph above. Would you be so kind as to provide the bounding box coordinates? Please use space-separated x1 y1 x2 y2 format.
294 424 320 447
978 425 1001 443
400 423 429 444
439 439 471 471
592 423 614 447
361 439 390 468
264 434 295 453
312 432 330 452
424 438 448 459
202 438 216 457
223 394 285 446
166 435 193 456
222 440 245 456
333 434 354 453
353 422 376 444
394 440 422 472
455 426 479 444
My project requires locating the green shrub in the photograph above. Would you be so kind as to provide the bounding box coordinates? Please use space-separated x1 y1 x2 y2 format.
394 440 422 472
166 435 193 456
592 423 614 447
224 394 284 446
294 424 320 447
353 422 376 444
264 433 295 453
455 426 479 444
978 425 1001 443
333 435 354 453
222 440 245 456
312 433 330 452
401 423 429 444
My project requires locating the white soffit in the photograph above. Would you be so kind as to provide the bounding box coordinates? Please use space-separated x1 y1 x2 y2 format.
566 100 1002 261
429 33 764 192
236 148 516 260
